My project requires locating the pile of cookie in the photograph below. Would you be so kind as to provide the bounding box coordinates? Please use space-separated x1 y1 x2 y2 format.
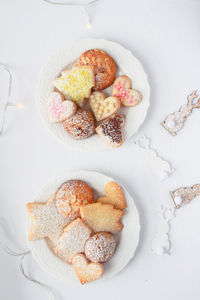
47 49 143 147
26 180 127 284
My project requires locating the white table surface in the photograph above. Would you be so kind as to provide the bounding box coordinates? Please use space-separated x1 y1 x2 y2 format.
1 0 200 299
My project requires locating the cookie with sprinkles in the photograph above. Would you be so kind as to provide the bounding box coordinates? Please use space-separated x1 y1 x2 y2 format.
55 218 92 264
95 114 125 147
26 194 70 241
52 66 95 107
47 91 77 123
54 180 94 219
112 75 142 107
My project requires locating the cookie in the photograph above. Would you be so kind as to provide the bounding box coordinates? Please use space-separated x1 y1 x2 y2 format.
95 114 125 147
75 49 116 90
89 91 121 122
112 75 142 107
97 181 126 210
85 232 116 263
55 218 92 264
63 109 95 140
72 253 104 284
52 66 95 107
80 203 124 234
54 180 94 218
26 194 70 241
47 91 77 123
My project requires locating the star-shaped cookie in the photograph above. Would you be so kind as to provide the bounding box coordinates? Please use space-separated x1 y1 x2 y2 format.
52 66 95 107
26 194 70 241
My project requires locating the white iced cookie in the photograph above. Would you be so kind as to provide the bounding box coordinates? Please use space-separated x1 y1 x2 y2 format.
47 92 77 123
89 91 121 122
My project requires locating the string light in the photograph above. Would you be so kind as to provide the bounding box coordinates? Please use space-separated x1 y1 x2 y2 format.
0 63 24 135
42 0 100 28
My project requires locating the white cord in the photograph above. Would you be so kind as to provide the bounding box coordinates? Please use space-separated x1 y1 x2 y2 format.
42 0 100 27
0 223 55 300
0 63 12 135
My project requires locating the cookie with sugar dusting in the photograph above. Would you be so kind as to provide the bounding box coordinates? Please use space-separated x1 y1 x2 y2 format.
97 181 126 210
63 109 95 140
95 114 125 147
80 203 124 234
54 218 92 264
52 66 95 107
54 180 94 219
26 194 70 241
85 232 116 263
72 253 104 285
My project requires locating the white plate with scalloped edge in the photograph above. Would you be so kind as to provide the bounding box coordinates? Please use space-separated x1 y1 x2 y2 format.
36 38 150 150
27 170 140 284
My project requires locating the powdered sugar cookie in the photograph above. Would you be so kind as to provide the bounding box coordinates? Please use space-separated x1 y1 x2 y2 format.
52 66 95 107
80 203 124 234
85 232 116 263
55 218 92 264
112 75 142 107
97 181 126 210
75 49 116 90
89 91 121 122
54 180 94 219
47 92 77 123
63 109 95 140
72 253 104 284
95 114 125 147
26 194 70 241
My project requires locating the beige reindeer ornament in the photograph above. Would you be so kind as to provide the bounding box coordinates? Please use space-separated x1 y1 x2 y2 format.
161 91 200 136
170 184 200 208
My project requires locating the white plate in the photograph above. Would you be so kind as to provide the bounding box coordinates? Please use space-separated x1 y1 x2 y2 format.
36 38 150 150
27 170 140 283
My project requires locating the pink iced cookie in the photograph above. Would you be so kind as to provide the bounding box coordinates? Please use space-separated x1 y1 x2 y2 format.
47 92 77 123
112 75 142 107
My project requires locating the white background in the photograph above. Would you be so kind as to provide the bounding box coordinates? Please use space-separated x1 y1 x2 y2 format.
0 0 200 299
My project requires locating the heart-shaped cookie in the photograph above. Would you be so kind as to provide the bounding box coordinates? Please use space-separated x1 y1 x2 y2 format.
89 91 121 121
47 92 77 123
112 75 142 107
95 114 125 147
97 181 126 210
72 253 104 284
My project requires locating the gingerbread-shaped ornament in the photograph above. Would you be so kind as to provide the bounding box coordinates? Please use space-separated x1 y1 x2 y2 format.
161 91 200 136
112 75 142 107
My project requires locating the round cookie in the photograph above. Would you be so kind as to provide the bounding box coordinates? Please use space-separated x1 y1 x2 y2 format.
85 232 116 263
63 109 95 140
75 49 117 90
54 180 94 218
